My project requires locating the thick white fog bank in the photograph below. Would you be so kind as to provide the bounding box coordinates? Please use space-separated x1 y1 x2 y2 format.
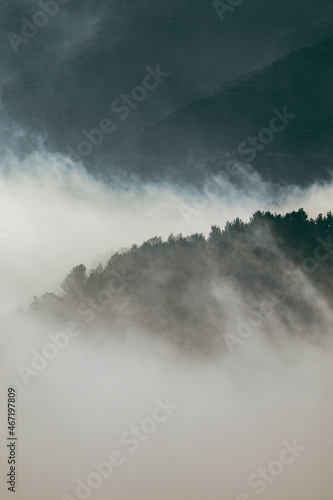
0 149 332 500
0 315 332 500
0 150 333 312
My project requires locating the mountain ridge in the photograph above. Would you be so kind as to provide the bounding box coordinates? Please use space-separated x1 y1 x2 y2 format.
121 35 333 186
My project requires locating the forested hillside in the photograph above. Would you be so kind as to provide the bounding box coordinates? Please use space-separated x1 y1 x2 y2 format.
30 209 333 353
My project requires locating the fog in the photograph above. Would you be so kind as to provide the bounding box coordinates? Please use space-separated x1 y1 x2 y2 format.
1 1 333 497
0 293 332 500
0 148 333 499
1 148 333 311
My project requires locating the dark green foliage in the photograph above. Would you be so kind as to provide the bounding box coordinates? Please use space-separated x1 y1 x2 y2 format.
30 209 333 353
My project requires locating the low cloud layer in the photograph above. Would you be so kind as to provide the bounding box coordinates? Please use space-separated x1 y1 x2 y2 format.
0 149 333 312
0 146 332 500
1 307 332 500
1 2 332 498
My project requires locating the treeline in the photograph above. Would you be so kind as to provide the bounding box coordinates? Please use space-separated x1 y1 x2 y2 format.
30 209 333 352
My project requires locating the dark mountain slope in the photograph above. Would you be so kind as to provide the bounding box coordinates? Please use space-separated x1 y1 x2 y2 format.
126 36 333 186
2 0 333 180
